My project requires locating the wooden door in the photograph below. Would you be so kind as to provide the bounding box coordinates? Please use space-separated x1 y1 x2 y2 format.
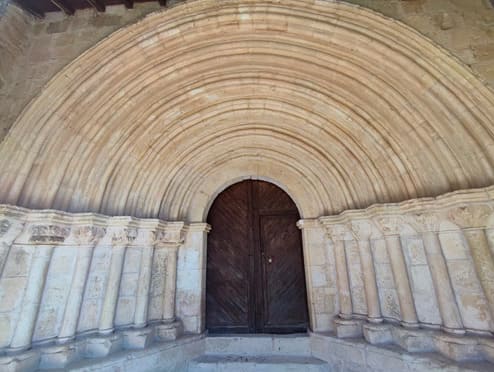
206 180 309 334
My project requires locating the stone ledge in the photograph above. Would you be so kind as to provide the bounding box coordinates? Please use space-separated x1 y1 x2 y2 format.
332 319 494 365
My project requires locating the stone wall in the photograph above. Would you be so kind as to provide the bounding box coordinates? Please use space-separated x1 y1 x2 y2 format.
1 186 494 370
0 0 493 143
303 186 494 338
0 205 213 355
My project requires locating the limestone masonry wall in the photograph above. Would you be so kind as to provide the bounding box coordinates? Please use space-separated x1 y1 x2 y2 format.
0 0 493 143
1 186 494 369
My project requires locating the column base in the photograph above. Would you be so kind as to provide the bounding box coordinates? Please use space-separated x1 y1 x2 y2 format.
399 320 420 329
122 327 155 349
84 333 122 358
39 343 78 369
334 318 363 338
155 321 183 341
434 334 482 362
441 325 466 335
391 327 435 353
0 349 39 372
362 323 393 345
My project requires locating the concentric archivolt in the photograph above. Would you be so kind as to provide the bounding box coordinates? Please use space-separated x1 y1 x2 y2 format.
0 0 493 220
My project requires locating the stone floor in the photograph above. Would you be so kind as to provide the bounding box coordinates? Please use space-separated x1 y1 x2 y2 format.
10 332 492 371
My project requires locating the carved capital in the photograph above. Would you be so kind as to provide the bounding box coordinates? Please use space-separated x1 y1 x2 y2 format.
374 215 404 236
73 226 106 245
351 220 374 241
448 205 491 229
410 212 440 233
157 222 185 247
111 227 137 246
325 223 349 242
0 217 25 245
29 224 70 244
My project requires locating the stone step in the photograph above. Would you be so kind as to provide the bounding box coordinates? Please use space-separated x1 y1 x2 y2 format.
187 354 330 372
205 334 312 356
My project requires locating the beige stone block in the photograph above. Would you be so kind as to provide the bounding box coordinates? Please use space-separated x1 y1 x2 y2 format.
334 318 364 338
363 323 393 345
434 334 482 362
39 344 78 369
0 350 40 372
122 327 154 350
155 321 183 342
391 327 436 353
84 333 122 358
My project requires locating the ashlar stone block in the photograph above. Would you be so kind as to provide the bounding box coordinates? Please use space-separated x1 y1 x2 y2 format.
363 323 393 345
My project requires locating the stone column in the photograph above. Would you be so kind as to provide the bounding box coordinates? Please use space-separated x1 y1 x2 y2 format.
10 222 70 351
0 206 26 276
412 213 464 334
58 223 106 343
376 216 418 328
133 221 162 329
326 224 353 320
98 219 137 335
176 222 211 334
155 222 185 341
351 220 382 323
449 205 494 322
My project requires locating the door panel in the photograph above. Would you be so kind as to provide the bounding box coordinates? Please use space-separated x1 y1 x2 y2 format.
206 182 252 333
206 180 308 334
260 214 308 332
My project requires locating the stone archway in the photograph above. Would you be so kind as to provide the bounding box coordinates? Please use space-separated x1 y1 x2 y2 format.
0 0 493 222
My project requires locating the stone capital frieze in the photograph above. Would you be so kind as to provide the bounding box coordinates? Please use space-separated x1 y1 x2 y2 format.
184 223 212 234
72 226 107 246
0 217 25 246
156 222 186 247
29 224 71 244
350 219 375 241
447 204 492 229
374 215 405 236
409 212 440 233
324 223 350 242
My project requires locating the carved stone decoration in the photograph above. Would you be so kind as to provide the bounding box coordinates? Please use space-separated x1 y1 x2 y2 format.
324 223 349 242
73 226 106 246
448 205 492 229
375 216 405 236
111 227 137 246
351 220 374 241
411 212 440 233
0 219 10 236
29 224 70 244
156 222 185 247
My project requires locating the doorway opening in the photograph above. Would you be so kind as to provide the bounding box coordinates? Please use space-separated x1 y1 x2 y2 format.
206 180 309 334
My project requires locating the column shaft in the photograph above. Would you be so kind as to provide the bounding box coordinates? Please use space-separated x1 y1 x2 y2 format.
423 231 464 333
134 245 155 327
334 240 352 319
385 235 418 327
357 239 382 322
465 229 494 321
10 245 54 350
58 245 95 342
162 246 178 322
98 245 126 334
